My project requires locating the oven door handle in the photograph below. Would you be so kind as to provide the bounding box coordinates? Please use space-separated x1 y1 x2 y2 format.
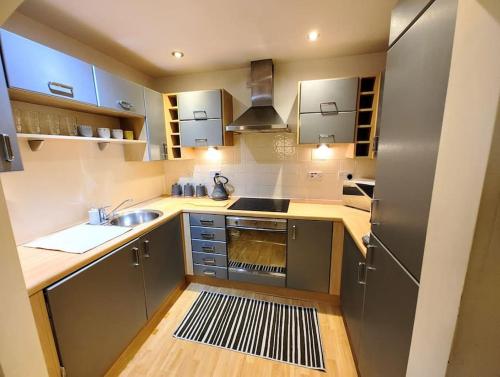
226 225 287 233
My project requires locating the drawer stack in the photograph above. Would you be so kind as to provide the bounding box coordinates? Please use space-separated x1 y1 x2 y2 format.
189 213 228 279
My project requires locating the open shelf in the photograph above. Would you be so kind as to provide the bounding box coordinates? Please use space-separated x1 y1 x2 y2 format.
163 93 193 160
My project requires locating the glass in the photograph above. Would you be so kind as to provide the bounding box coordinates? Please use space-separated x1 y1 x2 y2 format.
12 106 23 133
60 115 77 136
40 113 60 135
22 110 40 134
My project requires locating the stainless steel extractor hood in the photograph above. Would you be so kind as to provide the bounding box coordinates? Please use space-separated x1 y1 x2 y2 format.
226 59 288 133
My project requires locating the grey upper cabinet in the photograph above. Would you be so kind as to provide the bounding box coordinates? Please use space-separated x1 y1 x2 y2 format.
179 119 223 147
0 30 97 105
93 67 145 116
144 88 167 161
340 231 366 359
299 78 358 113
0 55 22 172
178 89 222 120
45 240 147 377
140 216 185 318
298 77 358 144
358 235 419 377
287 219 332 293
388 0 433 46
371 0 458 280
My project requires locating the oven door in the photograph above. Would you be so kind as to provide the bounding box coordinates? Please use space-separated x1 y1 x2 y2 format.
226 217 287 287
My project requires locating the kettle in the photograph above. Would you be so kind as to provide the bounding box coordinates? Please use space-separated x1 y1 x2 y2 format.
211 174 229 201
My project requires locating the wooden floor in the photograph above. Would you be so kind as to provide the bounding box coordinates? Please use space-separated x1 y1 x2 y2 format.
118 283 358 377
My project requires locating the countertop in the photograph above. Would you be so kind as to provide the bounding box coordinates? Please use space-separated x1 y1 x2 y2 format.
17 196 371 295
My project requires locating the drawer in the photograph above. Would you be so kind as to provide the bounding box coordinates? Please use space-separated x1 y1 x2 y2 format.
180 119 223 147
193 264 228 279
192 252 227 267
228 269 286 287
299 112 356 144
190 226 226 242
191 239 227 255
178 89 221 120
189 213 225 228
299 77 358 113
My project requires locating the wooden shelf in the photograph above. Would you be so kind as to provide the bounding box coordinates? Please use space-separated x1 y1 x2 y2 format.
163 93 194 160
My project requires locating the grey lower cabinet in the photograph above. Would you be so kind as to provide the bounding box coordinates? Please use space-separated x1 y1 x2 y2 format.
340 231 366 359
287 219 332 293
357 235 419 377
45 216 184 377
0 54 22 172
0 29 98 105
144 87 168 161
140 216 185 318
45 239 147 377
93 67 146 116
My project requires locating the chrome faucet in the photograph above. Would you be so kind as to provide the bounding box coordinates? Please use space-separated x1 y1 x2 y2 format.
100 198 133 222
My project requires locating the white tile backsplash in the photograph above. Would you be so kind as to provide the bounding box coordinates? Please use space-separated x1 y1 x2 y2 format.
164 133 376 200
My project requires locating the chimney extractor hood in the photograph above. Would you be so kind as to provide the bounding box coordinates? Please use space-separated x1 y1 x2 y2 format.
226 59 288 133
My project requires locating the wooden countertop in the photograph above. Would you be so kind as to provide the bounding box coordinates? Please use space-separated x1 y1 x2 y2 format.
17 196 371 296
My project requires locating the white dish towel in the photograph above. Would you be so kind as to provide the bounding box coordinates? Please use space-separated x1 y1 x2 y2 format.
24 224 132 254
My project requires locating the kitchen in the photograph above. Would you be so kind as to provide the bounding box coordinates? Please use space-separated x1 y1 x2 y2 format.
0 1 499 377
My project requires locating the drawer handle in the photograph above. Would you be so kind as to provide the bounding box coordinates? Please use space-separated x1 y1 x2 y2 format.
132 247 140 267
48 81 74 98
0 134 15 162
202 258 216 265
318 134 335 144
193 110 208 120
201 246 216 253
319 101 339 115
203 270 216 276
357 262 366 285
118 100 134 110
199 219 214 226
143 239 150 258
201 232 215 240
195 138 208 146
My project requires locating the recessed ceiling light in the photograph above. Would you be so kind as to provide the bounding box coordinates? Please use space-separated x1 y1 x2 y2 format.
307 31 320 42
172 51 184 59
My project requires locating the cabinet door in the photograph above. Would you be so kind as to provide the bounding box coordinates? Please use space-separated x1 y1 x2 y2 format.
340 231 366 358
371 0 458 280
141 216 185 318
144 87 167 161
287 219 332 293
358 235 419 377
388 0 433 45
177 89 221 120
300 78 358 113
0 30 97 105
180 119 223 147
93 67 145 115
45 240 147 377
0 55 22 172
299 112 356 144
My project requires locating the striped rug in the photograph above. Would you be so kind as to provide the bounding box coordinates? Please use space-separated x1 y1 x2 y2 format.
228 260 286 275
173 291 325 371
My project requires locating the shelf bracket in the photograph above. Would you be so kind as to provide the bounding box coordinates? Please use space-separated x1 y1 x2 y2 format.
97 142 110 151
27 139 44 151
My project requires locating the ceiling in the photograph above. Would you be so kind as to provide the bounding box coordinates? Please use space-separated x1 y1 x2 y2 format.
18 0 397 78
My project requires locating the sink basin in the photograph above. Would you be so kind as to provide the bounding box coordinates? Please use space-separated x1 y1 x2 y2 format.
109 209 163 227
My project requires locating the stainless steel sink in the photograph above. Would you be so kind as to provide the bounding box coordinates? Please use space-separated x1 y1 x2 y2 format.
109 209 163 227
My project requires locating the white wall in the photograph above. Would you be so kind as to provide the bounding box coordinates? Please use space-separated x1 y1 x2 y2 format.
406 0 500 375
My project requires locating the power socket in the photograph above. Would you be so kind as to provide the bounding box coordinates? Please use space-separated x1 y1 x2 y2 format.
338 170 353 179
209 170 221 177
307 171 323 180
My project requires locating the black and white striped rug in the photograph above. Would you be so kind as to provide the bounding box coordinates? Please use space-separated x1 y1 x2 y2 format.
173 291 325 371
228 260 286 275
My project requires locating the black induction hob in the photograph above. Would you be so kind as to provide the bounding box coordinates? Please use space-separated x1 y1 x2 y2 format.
228 197 290 213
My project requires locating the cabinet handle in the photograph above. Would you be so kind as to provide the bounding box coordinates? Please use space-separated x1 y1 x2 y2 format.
143 239 150 258
132 247 140 266
48 81 74 98
193 110 208 120
199 219 214 226
195 138 208 146
118 100 134 110
366 243 377 271
357 262 366 285
319 101 339 115
201 232 215 240
0 134 15 162
203 270 216 276
369 199 380 225
202 258 216 265
318 134 335 144
291 225 297 240
201 246 215 253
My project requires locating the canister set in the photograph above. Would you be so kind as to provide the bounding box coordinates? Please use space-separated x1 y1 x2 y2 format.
171 183 208 198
